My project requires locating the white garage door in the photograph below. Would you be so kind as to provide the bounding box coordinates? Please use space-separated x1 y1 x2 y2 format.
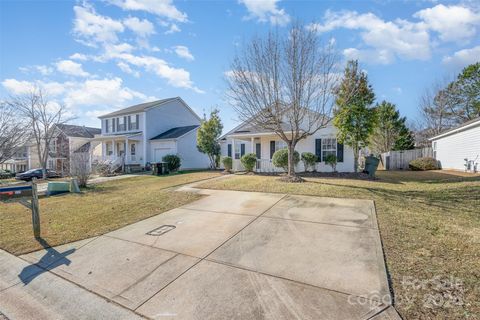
154 148 173 162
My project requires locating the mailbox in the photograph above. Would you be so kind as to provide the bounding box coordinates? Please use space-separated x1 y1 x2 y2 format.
0 185 33 201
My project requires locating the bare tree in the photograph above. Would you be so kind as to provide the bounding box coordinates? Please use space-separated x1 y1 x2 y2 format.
70 148 93 188
6 86 73 179
0 103 29 164
226 22 340 181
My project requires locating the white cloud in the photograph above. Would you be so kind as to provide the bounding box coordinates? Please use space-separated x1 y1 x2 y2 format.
56 60 90 77
123 16 155 37
165 23 181 34
64 77 149 107
239 0 290 26
2 79 35 95
442 45 480 67
414 4 480 43
117 61 140 77
173 45 194 61
110 52 204 93
309 10 431 64
73 5 124 46
69 53 88 61
106 0 187 22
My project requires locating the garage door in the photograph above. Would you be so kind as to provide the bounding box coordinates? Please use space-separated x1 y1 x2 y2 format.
154 148 173 162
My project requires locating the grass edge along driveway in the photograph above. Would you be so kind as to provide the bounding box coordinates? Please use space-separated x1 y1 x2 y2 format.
195 170 480 320
1 171 221 255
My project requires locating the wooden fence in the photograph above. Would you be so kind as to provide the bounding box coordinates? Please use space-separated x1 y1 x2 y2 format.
381 147 433 170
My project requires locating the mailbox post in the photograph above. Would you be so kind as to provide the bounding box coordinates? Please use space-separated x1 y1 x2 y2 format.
0 178 40 238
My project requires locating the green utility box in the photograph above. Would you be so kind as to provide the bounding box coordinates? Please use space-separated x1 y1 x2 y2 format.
46 182 71 196
364 156 380 178
152 162 169 176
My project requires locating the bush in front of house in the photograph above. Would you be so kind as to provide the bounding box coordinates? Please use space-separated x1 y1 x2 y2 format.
409 157 439 171
325 154 337 172
301 152 317 172
162 154 181 172
272 148 300 171
222 156 233 172
241 153 257 172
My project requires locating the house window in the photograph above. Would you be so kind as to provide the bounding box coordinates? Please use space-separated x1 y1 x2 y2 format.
117 117 126 132
48 159 55 169
129 115 139 130
49 140 57 153
106 143 113 156
322 138 337 161
107 119 114 133
275 140 287 152
130 143 136 156
235 144 241 159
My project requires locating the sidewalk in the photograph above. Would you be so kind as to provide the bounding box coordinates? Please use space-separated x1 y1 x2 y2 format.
0 249 145 320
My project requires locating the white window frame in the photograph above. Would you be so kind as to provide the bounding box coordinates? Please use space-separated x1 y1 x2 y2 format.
108 119 114 133
117 117 125 132
322 138 337 161
234 144 241 160
129 115 138 131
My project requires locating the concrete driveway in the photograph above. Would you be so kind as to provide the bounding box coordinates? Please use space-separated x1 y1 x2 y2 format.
1 187 400 319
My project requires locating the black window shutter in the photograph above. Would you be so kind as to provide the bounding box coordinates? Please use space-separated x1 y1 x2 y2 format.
315 139 322 162
270 141 275 159
228 144 232 157
128 116 131 130
136 114 139 129
112 118 116 132
123 116 127 131
255 143 261 159
105 119 109 133
337 142 344 162
116 118 120 132
240 144 245 157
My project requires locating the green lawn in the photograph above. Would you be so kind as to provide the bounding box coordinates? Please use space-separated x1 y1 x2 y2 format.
197 170 480 320
1 171 220 255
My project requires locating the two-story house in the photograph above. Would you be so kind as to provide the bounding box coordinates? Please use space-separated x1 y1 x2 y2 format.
94 97 210 171
0 146 29 173
28 124 101 175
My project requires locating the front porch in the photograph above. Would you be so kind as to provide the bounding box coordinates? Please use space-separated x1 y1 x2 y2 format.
93 133 145 171
228 133 296 173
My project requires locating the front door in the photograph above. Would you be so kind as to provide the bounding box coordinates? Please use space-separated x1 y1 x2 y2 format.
255 143 261 159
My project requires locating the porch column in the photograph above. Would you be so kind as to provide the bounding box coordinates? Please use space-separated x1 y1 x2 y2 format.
251 137 254 153
125 138 128 163
231 138 236 159
112 139 116 157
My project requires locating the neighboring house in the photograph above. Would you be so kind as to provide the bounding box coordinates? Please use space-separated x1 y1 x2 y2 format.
93 97 210 171
429 117 480 172
219 120 355 172
0 146 28 173
28 124 102 175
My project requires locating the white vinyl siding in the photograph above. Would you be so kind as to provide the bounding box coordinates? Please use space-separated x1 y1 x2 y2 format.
432 123 480 171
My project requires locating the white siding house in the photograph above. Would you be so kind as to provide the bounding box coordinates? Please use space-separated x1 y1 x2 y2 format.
429 117 480 172
94 98 210 171
220 121 356 172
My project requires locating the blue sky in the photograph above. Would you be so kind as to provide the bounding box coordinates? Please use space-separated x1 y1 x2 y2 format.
1 0 479 132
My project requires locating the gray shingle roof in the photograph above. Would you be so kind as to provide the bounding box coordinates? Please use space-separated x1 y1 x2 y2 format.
150 125 199 140
99 98 178 118
56 124 101 138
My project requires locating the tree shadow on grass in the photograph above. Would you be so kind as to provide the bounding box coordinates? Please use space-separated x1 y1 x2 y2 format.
18 237 75 285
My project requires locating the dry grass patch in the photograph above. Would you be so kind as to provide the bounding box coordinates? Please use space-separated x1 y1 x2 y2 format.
197 170 480 320
1 171 220 255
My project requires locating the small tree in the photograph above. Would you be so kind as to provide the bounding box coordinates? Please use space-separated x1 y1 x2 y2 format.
222 156 233 172
70 151 92 188
334 60 376 173
272 148 300 172
162 154 181 172
325 154 337 172
301 152 317 172
240 153 257 172
197 109 223 169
